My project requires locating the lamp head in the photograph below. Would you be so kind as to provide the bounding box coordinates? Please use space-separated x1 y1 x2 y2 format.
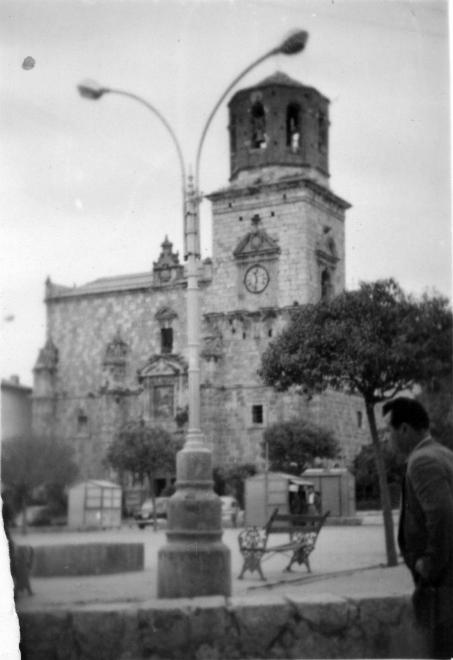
278 30 309 55
77 79 108 100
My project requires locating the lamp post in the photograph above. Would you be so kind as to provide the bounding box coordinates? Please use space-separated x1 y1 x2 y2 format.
78 29 308 598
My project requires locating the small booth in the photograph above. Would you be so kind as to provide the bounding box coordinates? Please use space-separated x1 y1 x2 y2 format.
244 472 314 527
302 468 356 518
68 480 122 529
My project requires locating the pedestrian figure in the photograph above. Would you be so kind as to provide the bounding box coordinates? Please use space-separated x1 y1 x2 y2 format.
384 397 453 659
314 490 322 514
307 485 317 515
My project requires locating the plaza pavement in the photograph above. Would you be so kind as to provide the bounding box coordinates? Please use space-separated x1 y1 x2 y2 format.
13 513 414 612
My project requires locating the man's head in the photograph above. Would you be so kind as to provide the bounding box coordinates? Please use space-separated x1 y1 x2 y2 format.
383 397 430 459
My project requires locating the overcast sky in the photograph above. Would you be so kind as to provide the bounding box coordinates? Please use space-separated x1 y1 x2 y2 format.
0 0 450 387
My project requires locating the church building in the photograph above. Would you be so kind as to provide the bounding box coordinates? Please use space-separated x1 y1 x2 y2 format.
32 71 370 483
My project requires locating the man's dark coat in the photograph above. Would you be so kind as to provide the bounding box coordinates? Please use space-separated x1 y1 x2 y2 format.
398 436 453 625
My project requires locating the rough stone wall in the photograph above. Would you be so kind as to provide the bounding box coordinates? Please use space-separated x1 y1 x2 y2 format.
33 282 371 478
46 287 188 396
206 181 346 314
18 593 430 659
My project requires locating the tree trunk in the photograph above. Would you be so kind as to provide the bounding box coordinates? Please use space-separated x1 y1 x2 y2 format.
20 493 28 536
147 473 157 532
365 401 398 566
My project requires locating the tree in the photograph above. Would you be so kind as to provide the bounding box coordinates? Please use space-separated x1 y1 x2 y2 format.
260 279 452 566
213 463 257 508
263 418 339 475
416 375 453 451
1 435 79 533
106 420 182 530
353 438 405 509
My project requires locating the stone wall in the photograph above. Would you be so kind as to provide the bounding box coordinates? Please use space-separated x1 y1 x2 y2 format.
30 543 144 577
18 592 429 659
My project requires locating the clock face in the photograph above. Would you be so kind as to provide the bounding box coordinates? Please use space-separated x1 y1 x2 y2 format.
244 264 269 294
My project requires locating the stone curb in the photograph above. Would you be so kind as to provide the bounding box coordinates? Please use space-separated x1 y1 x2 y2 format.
18 592 429 660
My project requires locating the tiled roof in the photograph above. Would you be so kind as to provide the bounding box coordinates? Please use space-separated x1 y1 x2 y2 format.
47 272 154 299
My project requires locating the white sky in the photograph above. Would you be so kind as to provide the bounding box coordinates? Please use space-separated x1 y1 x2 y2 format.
0 0 451 388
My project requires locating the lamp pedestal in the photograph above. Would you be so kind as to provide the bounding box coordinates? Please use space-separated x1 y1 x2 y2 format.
158 183 231 598
157 431 231 598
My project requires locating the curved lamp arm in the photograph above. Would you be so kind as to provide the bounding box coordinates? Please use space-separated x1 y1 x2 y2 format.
78 82 186 209
194 29 308 192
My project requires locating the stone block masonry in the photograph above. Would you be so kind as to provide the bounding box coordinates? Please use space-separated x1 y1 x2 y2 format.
18 592 429 659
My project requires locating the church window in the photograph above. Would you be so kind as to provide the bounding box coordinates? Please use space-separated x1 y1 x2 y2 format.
357 411 363 429
318 111 328 151
230 114 237 153
268 328 273 337
250 101 267 149
252 405 263 425
286 103 301 151
77 409 88 434
161 327 173 354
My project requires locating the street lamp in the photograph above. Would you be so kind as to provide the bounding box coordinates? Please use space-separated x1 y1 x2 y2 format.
78 28 308 598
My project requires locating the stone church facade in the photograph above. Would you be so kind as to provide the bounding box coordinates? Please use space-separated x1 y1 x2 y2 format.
32 72 370 482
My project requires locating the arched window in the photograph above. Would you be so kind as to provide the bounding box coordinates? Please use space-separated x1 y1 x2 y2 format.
318 111 328 151
230 114 237 153
286 103 301 151
250 101 267 149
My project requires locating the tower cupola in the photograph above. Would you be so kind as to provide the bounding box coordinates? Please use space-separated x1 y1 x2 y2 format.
228 71 329 186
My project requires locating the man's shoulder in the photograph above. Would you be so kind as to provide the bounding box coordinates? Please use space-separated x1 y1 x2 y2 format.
408 438 453 472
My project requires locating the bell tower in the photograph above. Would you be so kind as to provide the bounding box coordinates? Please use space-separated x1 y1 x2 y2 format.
206 71 350 314
228 71 330 186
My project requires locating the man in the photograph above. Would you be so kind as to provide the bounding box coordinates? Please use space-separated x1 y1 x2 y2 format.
384 397 453 659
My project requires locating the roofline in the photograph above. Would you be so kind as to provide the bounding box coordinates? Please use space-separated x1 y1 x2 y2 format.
207 176 351 211
229 80 329 106
1 380 32 393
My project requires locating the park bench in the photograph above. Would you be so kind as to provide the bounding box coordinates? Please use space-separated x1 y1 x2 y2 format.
238 508 329 580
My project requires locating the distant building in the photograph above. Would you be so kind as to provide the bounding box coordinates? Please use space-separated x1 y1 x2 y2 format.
32 71 372 482
1 375 32 441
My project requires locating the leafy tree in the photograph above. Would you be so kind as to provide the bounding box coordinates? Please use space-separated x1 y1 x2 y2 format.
106 420 182 530
353 439 405 509
263 418 339 475
213 463 257 508
260 279 452 566
417 375 453 451
1 435 79 532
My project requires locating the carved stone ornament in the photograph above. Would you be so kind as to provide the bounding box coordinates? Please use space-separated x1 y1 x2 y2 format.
103 330 129 366
155 306 178 324
316 226 339 267
233 214 280 262
152 236 183 284
201 332 224 360
137 353 187 383
34 337 59 372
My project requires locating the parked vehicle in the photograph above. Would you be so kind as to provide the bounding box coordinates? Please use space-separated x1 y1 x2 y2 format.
134 497 169 529
220 495 242 527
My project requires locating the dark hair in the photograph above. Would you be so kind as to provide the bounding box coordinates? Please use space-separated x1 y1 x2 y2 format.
382 397 429 431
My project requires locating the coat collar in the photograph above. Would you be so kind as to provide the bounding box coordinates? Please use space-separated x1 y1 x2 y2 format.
411 434 433 455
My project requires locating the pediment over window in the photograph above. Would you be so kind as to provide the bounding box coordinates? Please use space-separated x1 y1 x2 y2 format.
233 214 280 261
155 306 178 323
137 354 187 382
